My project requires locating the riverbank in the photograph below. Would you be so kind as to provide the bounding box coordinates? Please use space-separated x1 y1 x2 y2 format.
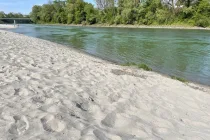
1 29 210 140
44 23 210 30
0 24 17 29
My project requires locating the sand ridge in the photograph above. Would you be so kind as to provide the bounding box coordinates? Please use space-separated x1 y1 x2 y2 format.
0 30 210 140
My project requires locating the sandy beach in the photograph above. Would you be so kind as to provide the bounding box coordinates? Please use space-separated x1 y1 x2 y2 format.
0 24 17 29
0 29 210 140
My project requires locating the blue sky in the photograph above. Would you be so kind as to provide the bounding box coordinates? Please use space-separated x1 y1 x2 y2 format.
0 0 94 14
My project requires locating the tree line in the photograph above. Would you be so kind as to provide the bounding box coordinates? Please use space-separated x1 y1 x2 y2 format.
0 11 31 24
0 11 28 18
29 0 209 27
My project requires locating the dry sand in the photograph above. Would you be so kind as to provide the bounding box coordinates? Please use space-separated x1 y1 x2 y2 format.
0 29 210 140
0 24 17 29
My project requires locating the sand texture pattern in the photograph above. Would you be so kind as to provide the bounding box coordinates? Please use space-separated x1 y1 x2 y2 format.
0 30 210 140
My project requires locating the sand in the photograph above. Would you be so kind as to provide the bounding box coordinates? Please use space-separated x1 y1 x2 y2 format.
0 24 17 29
0 29 210 140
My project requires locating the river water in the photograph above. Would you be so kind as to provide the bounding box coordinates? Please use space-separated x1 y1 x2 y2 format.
10 24 210 85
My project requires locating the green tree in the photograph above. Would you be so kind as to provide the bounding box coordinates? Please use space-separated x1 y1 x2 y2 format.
84 3 96 24
27 0 210 27
30 5 42 23
178 0 194 7
0 11 5 18
193 0 210 27
40 4 55 23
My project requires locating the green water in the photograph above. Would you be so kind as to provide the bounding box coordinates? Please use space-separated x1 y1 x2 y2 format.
10 25 210 86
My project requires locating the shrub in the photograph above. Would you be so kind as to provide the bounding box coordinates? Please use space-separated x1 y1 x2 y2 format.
114 15 122 24
194 17 209 27
121 9 133 24
171 76 187 83
122 63 152 71
81 21 87 25
138 64 152 71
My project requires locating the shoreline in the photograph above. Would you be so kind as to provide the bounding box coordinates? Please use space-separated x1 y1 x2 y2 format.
2 23 210 30
1 29 210 139
3 24 210 87
1 28 210 93
42 23 210 30
0 24 17 29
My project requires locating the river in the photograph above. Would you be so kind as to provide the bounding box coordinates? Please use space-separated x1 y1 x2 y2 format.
9 24 210 86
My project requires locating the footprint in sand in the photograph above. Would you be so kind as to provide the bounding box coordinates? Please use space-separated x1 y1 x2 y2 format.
32 96 46 104
41 114 65 132
101 112 116 128
8 115 29 135
93 129 110 140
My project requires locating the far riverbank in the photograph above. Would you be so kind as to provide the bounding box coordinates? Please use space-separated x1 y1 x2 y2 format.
1 23 210 30
42 23 210 30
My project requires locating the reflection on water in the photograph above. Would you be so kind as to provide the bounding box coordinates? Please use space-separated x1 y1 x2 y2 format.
10 24 210 85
